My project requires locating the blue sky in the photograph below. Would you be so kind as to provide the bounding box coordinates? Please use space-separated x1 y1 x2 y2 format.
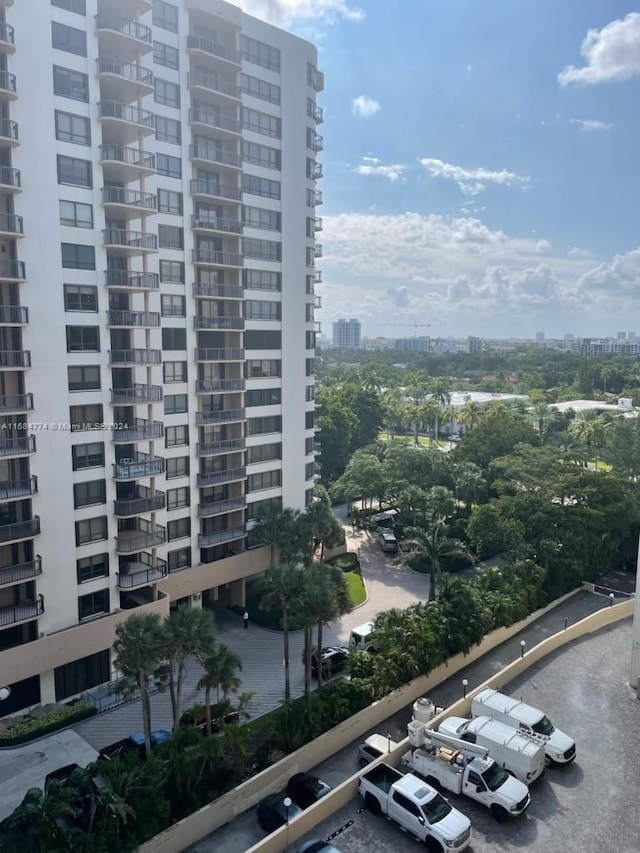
241 1 640 339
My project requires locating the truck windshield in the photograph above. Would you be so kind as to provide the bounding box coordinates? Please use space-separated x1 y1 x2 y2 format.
532 715 555 736
482 763 509 792
422 792 452 824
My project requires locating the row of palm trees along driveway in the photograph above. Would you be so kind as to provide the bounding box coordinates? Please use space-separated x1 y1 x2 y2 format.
73 518 427 750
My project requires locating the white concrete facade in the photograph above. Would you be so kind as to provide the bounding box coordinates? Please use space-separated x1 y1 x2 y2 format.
0 0 320 714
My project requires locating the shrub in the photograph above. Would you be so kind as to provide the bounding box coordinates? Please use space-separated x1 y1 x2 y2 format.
0 700 96 745
326 551 359 572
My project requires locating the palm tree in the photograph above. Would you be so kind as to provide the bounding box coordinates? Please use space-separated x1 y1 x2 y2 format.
113 612 166 758
529 402 560 445
381 388 405 439
302 500 343 564
405 522 473 600
197 644 242 735
4 781 75 851
568 410 607 468
162 606 217 730
456 398 483 433
403 372 429 444
452 462 487 514
429 380 451 441
314 565 351 687
253 502 287 565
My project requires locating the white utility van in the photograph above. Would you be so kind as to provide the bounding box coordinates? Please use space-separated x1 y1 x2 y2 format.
349 621 375 651
471 688 576 766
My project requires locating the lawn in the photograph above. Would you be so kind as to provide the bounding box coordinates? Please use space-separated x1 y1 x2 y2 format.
343 570 367 606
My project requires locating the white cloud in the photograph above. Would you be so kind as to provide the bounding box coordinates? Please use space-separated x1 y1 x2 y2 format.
354 156 405 181
558 13 640 86
418 157 530 196
236 0 364 26
352 96 381 118
570 118 612 132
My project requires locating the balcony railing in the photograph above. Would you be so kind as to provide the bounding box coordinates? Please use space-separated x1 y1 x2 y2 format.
115 523 166 553
104 270 159 290
313 190 323 206
190 179 241 200
187 35 241 65
0 117 18 142
198 526 245 548
112 420 164 443
96 58 153 86
0 22 15 47
0 516 40 543
198 496 246 518
0 165 20 187
0 476 37 500
0 305 28 324
188 72 241 99
197 467 245 487
310 134 324 152
0 434 35 457
189 144 242 169
191 215 242 234
0 597 43 628
197 438 246 455
102 187 157 210
107 310 161 327
193 282 243 299
109 349 162 366
0 260 25 280
194 316 244 330
195 348 244 361
0 213 23 235
311 104 323 123
98 101 155 129
189 108 242 135
311 163 323 179
114 489 165 516
0 350 30 367
113 454 165 479
0 70 16 94
95 16 152 44
314 270 322 283
103 229 158 250
117 560 168 588
192 249 243 266
111 384 163 404
196 408 245 425
99 144 155 171
195 379 245 393
0 557 42 586
0 394 33 412
314 245 323 258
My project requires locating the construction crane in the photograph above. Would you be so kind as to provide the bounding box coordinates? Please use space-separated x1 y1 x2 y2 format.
380 322 432 337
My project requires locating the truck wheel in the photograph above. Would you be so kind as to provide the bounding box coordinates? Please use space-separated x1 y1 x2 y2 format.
544 754 554 768
491 804 508 823
425 837 443 853
425 775 441 791
364 793 381 816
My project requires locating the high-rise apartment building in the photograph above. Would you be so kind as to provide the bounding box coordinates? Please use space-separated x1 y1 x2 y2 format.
0 0 322 715
332 318 360 349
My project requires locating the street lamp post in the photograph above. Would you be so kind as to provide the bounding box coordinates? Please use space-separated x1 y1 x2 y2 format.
520 640 526 658
0 687 10 701
283 796 292 850
462 678 468 698
609 593 615 607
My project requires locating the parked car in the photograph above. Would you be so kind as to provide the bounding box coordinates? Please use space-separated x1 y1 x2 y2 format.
180 701 240 734
98 729 171 761
348 621 375 652
286 772 332 809
357 733 398 768
378 531 399 553
257 791 303 832
297 841 342 853
310 646 350 680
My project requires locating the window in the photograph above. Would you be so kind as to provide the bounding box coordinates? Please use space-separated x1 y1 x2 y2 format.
160 260 185 283
153 0 178 33
164 394 188 415
305 385 315 402
247 495 282 521
72 442 104 471
166 456 189 478
248 442 281 464
306 303 315 322
75 516 108 546
245 300 281 320
168 517 190 541
76 553 109 583
155 78 180 108
305 436 314 454
74 479 106 509
244 269 281 291
70 404 104 431
306 330 317 349
158 188 183 214
162 328 186 350
158 224 184 249
62 243 95 270
68 364 100 391
247 415 281 435
240 73 280 105
52 22 87 56
306 217 316 238
168 547 191 572
242 141 280 170
55 110 90 145
166 425 188 447
57 155 92 187
157 153 182 178
306 188 318 208
161 294 186 317
305 461 315 480
55 650 109 703
242 174 280 200
246 359 281 378
305 411 315 429
241 107 280 139
78 588 109 620
246 388 281 407
154 41 179 70
307 62 322 90
248 470 281 492
64 284 97 312
243 238 281 262
240 35 280 72
156 115 181 144
244 330 281 349
164 361 187 383
60 200 93 229
306 158 321 179
167 486 190 510
306 358 315 376
306 246 316 267
66 325 99 352
243 206 280 231
52 0 86 12
53 66 89 101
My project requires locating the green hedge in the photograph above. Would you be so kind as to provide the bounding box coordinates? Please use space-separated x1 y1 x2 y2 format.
0 700 96 746
325 552 360 572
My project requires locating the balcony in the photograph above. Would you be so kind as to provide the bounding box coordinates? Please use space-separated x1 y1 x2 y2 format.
104 270 159 290
112 420 164 443
101 187 157 217
188 71 241 101
193 282 243 300
107 310 161 328
192 248 243 268
191 214 242 235
0 70 16 100
98 101 155 141
0 597 44 629
313 190 323 206
0 350 30 368
189 144 242 171
0 22 15 54
0 260 25 281
0 557 42 588
0 477 38 501
190 179 241 202
0 165 20 191
314 244 323 258
0 213 23 238
197 437 246 455
187 35 241 68
109 349 162 366
189 108 242 137
115 522 166 554
310 104 324 123
103 228 158 254
197 467 245 487
310 163 323 180
99 144 155 178
114 487 165 517
196 408 245 425
0 117 18 146
195 348 244 362
0 394 33 413
0 434 35 457
314 217 323 233
117 558 168 589
0 305 28 325
310 134 324 152
0 516 40 543
198 526 245 548
314 270 322 284
195 378 245 394
198 496 246 518
96 58 154 97
194 316 244 331
111 384 163 405
95 16 153 55
113 453 165 480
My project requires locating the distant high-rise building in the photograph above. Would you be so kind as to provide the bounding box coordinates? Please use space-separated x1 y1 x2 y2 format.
617 332 627 340
332 318 361 349
467 336 482 353
535 331 545 342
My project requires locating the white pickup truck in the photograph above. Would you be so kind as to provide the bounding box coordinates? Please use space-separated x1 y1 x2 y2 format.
401 728 530 823
358 763 472 853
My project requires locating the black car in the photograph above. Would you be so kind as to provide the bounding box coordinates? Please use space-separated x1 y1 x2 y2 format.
286 772 332 810
310 646 350 680
256 791 303 832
